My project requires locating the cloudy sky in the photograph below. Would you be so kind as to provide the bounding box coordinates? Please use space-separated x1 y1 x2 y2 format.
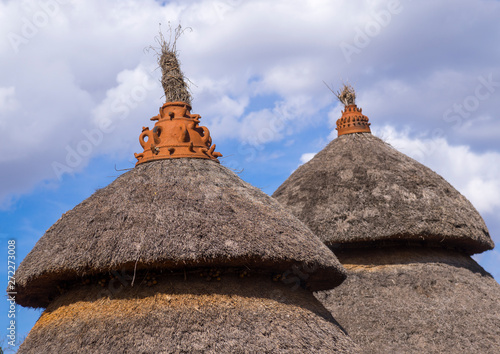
1 0 499 349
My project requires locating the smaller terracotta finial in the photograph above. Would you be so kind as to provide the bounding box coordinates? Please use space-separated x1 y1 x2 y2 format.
336 104 371 136
134 102 222 165
333 84 371 137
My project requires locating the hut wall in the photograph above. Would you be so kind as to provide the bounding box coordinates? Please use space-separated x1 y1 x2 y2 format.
19 274 358 353
315 247 500 353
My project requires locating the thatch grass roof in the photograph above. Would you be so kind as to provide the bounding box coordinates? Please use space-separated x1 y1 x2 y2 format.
15 158 346 308
273 133 493 254
18 274 359 353
316 247 500 353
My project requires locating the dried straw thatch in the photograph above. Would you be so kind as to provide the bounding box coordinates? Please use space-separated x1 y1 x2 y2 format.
153 25 192 104
273 133 493 254
19 274 359 353
334 83 356 106
316 247 500 353
15 158 346 308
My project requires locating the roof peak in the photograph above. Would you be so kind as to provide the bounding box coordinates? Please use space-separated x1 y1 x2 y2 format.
328 83 371 136
336 104 371 136
135 27 222 165
134 101 222 165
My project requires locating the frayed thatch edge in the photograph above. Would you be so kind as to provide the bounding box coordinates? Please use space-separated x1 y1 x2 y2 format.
15 257 346 308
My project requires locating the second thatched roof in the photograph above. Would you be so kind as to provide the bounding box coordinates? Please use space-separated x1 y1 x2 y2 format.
15 158 346 308
273 132 493 254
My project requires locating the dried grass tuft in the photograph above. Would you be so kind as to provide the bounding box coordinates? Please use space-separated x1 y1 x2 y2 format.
325 82 356 106
335 83 356 106
149 24 192 104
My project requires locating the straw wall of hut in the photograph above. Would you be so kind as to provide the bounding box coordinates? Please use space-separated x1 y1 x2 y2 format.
20 274 357 353
317 247 500 353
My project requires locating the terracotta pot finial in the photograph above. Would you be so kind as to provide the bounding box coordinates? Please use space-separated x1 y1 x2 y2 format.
330 83 371 136
134 101 222 165
336 104 371 136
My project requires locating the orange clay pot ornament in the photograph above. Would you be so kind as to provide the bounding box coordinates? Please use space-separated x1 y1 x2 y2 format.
134 101 222 165
336 104 371 136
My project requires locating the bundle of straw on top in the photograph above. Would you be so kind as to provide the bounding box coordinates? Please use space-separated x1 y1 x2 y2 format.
335 83 356 107
156 25 192 105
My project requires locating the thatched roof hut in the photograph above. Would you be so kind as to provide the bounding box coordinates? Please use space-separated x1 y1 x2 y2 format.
273 87 500 353
273 106 492 254
14 42 359 353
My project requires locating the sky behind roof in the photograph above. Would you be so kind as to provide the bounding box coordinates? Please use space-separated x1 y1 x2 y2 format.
1 0 500 351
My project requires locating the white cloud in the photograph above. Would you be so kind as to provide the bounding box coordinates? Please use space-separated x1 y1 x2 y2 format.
92 64 160 127
0 86 18 112
300 152 316 165
1 0 500 208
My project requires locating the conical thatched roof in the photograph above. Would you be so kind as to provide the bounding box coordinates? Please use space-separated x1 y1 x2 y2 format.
273 131 493 254
15 158 346 308
316 247 500 353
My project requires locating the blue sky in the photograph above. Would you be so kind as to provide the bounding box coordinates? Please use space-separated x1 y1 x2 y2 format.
1 0 500 351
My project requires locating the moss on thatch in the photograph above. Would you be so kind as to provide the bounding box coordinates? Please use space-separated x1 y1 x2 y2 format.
273 133 493 254
315 247 500 353
15 159 346 308
18 275 359 353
